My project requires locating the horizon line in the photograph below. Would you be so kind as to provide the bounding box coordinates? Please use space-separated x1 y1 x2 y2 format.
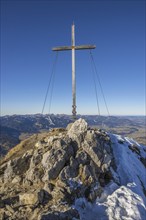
0 113 145 117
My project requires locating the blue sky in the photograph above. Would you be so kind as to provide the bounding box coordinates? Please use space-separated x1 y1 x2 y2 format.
1 0 145 116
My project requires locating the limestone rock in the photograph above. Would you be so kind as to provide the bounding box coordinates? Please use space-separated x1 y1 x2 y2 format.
67 118 88 140
4 160 13 182
19 192 38 205
42 142 74 181
0 118 114 220
19 189 51 206
12 175 21 184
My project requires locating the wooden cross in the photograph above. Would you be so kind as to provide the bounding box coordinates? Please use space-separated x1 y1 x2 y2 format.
52 23 96 119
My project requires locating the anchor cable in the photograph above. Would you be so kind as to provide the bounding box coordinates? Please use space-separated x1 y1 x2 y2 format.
48 61 56 114
89 53 100 116
89 50 110 116
41 52 58 114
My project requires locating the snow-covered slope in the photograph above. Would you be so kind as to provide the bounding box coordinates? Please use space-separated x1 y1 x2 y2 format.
75 134 146 220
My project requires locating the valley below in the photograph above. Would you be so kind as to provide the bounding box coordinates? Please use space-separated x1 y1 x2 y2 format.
0 114 145 158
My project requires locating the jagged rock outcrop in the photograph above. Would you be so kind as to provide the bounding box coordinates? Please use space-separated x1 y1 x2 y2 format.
0 119 145 220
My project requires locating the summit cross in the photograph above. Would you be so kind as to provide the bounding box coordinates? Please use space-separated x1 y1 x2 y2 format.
52 23 96 119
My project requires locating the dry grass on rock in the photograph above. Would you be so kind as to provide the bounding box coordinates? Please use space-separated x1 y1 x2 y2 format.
0 128 67 166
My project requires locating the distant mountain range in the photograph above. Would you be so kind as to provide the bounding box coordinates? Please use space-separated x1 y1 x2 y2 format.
0 114 145 158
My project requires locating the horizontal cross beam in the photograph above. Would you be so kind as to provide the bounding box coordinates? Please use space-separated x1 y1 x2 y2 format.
52 45 96 51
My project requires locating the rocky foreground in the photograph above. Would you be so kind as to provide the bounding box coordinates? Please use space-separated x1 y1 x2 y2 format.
0 119 146 220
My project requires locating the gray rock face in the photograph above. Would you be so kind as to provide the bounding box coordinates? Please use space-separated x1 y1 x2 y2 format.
67 118 88 142
42 139 74 181
67 118 87 133
0 118 113 220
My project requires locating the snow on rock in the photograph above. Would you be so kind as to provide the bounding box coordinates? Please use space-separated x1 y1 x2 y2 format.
106 186 146 220
74 132 146 220
110 134 146 201
46 115 55 126
75 185 146 220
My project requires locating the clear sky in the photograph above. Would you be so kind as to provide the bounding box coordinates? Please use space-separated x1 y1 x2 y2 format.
1 0 145 116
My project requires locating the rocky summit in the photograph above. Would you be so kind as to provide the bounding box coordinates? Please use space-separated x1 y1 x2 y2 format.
0 119 146 220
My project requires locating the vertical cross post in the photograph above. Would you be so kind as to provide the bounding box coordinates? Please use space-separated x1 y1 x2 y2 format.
72 24 76 119
52 24 96 119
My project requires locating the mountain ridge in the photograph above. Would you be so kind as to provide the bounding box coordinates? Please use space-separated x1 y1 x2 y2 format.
0 119 145 219
0 114 145 158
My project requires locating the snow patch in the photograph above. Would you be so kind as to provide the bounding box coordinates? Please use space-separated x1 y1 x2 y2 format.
74 133 146 220
106 186 146 220
110 134 146 201
46 116 55 125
